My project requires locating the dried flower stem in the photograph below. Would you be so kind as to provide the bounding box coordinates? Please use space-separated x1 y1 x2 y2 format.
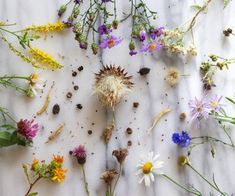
162 174 202 195
111 164 122 196
24 176 41 196
81 165 90 196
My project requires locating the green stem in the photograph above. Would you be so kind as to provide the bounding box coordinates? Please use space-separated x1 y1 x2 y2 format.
162 174 201 195
0 107 17 123
81 165 90 196
0 27 20 39
0 76 29 80
111 164 122 196
187 164 226 195
0 79 29 95
24 176 41 196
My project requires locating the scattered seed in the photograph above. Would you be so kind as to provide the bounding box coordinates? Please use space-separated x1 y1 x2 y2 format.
76 104 83 109
138 67 150 75
88 130 92 135
66 92 72 98
72 71 77 77
52 104 60 115
127 140 132 146
133 102 139 108
179 112 186 121
126 127 133 135
74 85 79 90
78 66 84 71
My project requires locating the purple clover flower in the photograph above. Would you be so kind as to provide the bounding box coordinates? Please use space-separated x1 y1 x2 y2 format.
188 96 211 127
70 145 87 164
139 30 147 42
17 119 39 140
140 41 163 53
172 131 191 147
99 35 122 49
98 24 112 35
150 27 164 40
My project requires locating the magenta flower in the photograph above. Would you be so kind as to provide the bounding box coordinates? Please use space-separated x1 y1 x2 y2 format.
70 145 87 164
98 24 112 35
209 95 224 112
188 97 211 127
140 41 163 53
150 27 164 39
17 119 39 140
99 35 122 49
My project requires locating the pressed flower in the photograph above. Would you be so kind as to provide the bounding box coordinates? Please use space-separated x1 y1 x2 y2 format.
53 155 64 164
99 35 122 49
93 65 133 108
140 41 163 53
178 156 190 166
112 148 128 164
28 73 44 96
31 159 39 171
209 95 223 112
136 152 164 187
29 47 63 69
172 131 191 147
98 24 112 35
165 67 180 87
26 21 66 33
70 145 87 164
17 119 39 140
100 169 118 185
51 167 67 183
188 96 211 127
139 30 147 42
150 27 164 39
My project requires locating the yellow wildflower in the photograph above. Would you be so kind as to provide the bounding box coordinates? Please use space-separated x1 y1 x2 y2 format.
29 47 63 69
26 21 66 33
51 168 67 183
53 155 64 164
31 159 39 171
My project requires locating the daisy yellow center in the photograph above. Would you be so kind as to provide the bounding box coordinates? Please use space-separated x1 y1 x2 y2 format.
210 101 218 108
30 73 39 83
148 44 156 51
108 39 115 47
142 162 153 174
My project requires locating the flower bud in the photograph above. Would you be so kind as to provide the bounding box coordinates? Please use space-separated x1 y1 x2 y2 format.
58 5 67 17
112 20 119 29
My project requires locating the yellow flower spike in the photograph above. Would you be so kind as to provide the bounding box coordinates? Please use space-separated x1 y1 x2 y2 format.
51 168 67 183
29 47 63 69
25 21 66 33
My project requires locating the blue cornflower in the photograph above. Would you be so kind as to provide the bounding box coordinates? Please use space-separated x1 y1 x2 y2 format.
172 131 191 147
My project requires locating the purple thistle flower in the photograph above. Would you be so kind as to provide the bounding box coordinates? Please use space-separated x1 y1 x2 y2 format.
139 30 147 42
98 24 112 35
17 119 39 140
99 35 122 49
140 41 163 53
188 96 211 127
70 145 87 164
150 27 164 40
209 95 224 112
172 131 191 147
129 50 138 56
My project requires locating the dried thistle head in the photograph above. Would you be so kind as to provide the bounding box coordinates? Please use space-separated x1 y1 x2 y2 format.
112 148 128 164
94 65 134 108
165 67 180 87
100 169 118 185
102 123 115 143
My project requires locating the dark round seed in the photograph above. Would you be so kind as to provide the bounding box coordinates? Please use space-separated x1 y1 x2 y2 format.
133 102 139 108
52 104 60 115
88 130 92 135
76 104 83 109
78 66 84 71
127 140 132 146
126 127 133 134
66 92 72 98
72 71 77 77
138 67 150 75
74 85 79 90
179 112 186 121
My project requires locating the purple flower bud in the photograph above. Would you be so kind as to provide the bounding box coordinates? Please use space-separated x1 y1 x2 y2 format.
139 30 147 42
98 24 112 35
150 27 164 39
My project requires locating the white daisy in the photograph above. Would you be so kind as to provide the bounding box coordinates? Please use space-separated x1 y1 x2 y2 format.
28 73 44 96
136 152 164 187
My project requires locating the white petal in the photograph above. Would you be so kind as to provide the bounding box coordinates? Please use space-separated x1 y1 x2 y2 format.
138 176 145 184
144 175 151 187
150 173 155 182
136 169 143 175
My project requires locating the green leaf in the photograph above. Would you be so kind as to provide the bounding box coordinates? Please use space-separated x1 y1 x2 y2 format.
27 192 38 196
0 131 17 147
225 97 235 105
224 0 230 8
0 124 16 131
191 4 202 11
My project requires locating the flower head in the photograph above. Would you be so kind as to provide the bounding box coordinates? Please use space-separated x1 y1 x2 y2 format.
112 148 128 164
17 119 39 140
70 145 87 164
172 131 191 147
53 155 64 164
165 67 180 87
136 152 164 187
150 27 164 39
209 95 223 112
140 41 163 53
31 159 39 171
188 96 211 127
98 24 112 35
100 169 118 185
93 65 134 108
99 35 122 49
178 156 190 166
51 167 67 183
26 21 66 33
28 73 44 97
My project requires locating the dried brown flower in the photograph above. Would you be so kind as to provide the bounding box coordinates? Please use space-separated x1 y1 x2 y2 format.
94 65 134 108
165 67 180 87
112 148 128 164
102 123 115 143
100 169 118 185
